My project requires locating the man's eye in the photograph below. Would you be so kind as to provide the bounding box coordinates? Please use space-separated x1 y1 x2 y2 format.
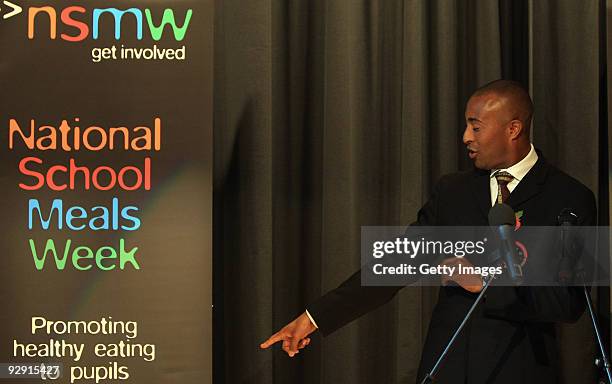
473 127 480 132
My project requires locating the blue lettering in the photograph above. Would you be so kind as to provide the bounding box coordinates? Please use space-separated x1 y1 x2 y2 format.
93 8 143 40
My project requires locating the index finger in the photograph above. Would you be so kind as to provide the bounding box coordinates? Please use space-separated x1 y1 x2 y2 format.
260 333 284 349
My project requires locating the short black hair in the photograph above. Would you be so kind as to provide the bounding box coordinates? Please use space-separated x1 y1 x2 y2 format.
472 79 534 131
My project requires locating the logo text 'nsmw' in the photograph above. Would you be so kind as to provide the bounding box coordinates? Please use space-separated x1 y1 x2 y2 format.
1 2 193 62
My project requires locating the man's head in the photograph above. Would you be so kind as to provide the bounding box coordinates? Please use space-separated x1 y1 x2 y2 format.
463 79 533 170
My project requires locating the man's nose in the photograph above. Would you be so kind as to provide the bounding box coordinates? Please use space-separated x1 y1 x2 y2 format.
463 127 472 145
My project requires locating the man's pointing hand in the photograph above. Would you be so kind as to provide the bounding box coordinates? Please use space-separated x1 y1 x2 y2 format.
260 312 317 357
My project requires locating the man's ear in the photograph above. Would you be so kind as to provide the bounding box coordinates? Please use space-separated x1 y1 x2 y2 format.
508 120 523 140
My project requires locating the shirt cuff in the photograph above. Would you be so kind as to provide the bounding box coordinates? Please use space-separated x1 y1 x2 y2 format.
305 309 319 329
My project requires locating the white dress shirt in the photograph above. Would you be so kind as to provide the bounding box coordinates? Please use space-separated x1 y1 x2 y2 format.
489 144 538 206
306 144 539 329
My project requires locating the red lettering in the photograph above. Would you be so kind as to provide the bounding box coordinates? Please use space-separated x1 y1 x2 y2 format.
60 6 89 42
92 167 117 191
47 165 68 191
144 157 150 190
19 157 44 190
18 158 151 191
118 166 143 191
69 158 90 190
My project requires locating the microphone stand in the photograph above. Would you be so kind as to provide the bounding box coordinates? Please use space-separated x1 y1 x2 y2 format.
420 217 611 384
419 274 494 384
563 221 611 384
581 280 612 383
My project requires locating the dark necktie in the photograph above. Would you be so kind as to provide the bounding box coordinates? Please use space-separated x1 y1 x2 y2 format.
494 171 514 204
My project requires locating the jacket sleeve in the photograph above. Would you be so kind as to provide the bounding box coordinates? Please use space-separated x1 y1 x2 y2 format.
305 271 403 336
306 177 447 336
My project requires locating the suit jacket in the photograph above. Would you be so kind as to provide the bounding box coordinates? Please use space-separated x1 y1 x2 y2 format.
307 154 597 384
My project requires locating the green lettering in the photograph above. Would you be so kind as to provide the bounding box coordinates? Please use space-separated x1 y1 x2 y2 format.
96 246 117 271
119 239 140 269
72 246 94 270
145 9 192 41
29 238 71 270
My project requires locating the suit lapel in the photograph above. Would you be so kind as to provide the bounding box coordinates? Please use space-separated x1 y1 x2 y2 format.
471 168 492 218
470 153 550 218
506 156 549 209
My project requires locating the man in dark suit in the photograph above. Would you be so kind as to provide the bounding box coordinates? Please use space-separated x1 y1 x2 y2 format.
260 80 597 383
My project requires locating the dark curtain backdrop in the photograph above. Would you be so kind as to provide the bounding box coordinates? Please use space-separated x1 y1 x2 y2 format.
214 1 607 383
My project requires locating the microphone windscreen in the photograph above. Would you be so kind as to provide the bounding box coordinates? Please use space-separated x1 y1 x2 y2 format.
557 208 578 225
488 203 515 226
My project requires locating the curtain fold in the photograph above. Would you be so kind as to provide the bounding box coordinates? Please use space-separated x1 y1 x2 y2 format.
531 2 604 383
214 1 605 382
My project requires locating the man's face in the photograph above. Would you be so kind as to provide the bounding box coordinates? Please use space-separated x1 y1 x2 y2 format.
462 94 513 170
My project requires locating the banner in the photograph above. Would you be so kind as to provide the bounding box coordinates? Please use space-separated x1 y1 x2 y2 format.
0 1 212 383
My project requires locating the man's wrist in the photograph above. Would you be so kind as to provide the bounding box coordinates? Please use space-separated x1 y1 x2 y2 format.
305 309 319 329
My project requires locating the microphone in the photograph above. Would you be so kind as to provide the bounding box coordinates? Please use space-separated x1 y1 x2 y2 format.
557 209 579 284
488 204 523 284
